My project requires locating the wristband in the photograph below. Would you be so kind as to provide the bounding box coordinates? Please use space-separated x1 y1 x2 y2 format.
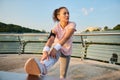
53 43 62 51
43 46 50 52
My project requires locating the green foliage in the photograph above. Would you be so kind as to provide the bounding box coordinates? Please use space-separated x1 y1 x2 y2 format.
92 28 100 31
104 26 108 30
0 22 46 33
85 29 89 32
113 24 120 30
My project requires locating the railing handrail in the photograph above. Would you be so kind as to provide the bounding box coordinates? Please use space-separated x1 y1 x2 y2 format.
75 33 120 36
0 33 120 36
0 33 120 64
0 33 48 36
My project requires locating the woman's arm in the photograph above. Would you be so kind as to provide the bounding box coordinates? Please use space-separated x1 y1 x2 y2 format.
41 30 56 61
45 30 56 47
50 28 75 58
59 28 75 46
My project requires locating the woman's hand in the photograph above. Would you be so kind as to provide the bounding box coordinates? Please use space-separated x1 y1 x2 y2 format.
41 51 49 61
50 48 57 59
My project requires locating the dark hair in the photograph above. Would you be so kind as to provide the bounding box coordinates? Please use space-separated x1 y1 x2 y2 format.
53 7 68 22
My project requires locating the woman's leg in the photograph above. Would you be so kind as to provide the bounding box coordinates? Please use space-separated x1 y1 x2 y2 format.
42 51 60 70
24 51 61 76
59 53 70 79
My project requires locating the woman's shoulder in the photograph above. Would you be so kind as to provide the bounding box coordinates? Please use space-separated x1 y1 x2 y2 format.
69 21 76 26
52 23 60 32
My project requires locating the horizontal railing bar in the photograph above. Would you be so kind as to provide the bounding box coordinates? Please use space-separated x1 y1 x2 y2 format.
86 42 120 45
0 40 82 43
0 41 46 42
0 33 120 36
75 33 120 36
0 33 49 36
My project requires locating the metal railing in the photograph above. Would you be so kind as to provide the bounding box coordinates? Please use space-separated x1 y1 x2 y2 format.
0 33 120 64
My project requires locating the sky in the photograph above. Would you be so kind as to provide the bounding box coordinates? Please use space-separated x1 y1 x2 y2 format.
0 0 120 32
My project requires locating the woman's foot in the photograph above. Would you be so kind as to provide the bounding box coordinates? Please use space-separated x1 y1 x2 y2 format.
24 58 46 76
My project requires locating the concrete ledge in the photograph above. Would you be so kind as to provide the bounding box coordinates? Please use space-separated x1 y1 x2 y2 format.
0 71 59 80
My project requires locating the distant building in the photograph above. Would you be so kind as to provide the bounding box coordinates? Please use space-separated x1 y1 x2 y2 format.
85 27 101 32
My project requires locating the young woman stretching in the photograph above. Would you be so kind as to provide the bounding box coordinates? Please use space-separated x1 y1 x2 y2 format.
24 6 76 79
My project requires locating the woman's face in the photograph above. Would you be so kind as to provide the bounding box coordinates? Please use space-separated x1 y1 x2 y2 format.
57 8 69 23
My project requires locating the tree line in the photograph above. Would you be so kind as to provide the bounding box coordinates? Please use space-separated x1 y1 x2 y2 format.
104 24 120 30
0 22 120 33
0 22 47 33
85 24 120 32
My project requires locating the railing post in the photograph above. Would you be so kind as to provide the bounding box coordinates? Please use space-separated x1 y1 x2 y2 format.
80 36 87 60
18 36 22 55
18 36 25 55
80 36 85 47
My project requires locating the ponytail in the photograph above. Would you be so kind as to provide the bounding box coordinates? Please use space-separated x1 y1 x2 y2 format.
53 9 59 22
52 7 68 22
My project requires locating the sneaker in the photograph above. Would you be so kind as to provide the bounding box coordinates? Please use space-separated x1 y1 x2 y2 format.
24 58 46 76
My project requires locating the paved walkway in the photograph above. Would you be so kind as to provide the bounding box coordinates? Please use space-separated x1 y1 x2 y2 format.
0 54 120 80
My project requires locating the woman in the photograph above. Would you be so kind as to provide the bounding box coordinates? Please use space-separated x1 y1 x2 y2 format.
24 7 76 79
